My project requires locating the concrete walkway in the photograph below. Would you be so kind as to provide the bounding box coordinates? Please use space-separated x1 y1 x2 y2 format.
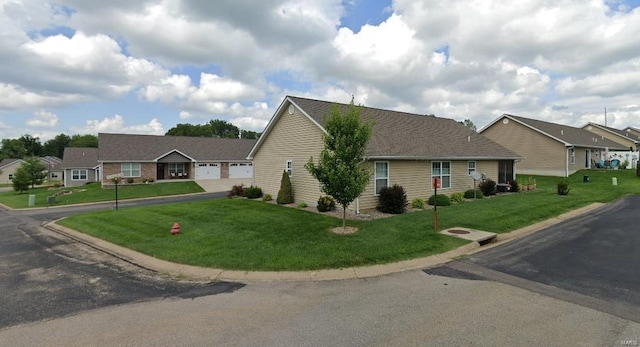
45 203 605 282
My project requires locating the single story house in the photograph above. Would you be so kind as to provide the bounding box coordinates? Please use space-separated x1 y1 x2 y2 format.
622 126 640 142
480 114 628 177
0 159 24 184
61 147 100 187
582 122 639 151
247 96 522 211
98 133 256 188
0 157 63 185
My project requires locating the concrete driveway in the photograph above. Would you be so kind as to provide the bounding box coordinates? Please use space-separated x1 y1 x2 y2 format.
195 178 253 192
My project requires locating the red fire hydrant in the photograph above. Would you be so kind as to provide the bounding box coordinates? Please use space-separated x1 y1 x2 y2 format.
171 222 180 236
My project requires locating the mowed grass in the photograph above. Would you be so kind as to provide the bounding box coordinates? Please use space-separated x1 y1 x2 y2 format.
57 169 640 271
57 198 468 271
0 181 204 208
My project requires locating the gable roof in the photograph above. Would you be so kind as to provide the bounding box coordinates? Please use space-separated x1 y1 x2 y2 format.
583 122 640 145
480 114 628 150
98 133 257 162
0 158 24 169
249 96 521 160
62 147 99 169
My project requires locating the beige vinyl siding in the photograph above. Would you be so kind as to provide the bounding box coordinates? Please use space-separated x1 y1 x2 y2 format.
482 118 567 176
583 126 636 150
253 105 325 205
355 159 502 211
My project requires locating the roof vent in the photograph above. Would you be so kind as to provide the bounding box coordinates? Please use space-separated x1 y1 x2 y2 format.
561 129 564 135
468 135 471 142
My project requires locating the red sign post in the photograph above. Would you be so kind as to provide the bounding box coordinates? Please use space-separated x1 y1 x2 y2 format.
432 178 440 231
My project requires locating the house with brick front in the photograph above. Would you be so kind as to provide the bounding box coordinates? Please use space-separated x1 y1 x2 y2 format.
247 96 521 211
97 133 256 187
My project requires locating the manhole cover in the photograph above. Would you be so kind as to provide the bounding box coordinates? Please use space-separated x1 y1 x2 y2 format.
447 229 470 235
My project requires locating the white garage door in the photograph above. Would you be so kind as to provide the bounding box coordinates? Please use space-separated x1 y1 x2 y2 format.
229 163 253 178
196 163 220 179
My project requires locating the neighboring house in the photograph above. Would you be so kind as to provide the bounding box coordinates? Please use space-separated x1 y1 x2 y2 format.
0 159 25 185
98 133 256 186
582 122 639 151
622 126 640 142
61 147 99 187
247 96 521 211
480 114 628 177
0 157 62 185
41 156 63 182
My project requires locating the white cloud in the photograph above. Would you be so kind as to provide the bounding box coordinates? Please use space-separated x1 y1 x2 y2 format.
26 110 59 127
72 115 164 135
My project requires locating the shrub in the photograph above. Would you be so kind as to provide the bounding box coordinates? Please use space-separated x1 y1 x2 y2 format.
317 196 336 212
479 179 497 196
450 192 464 203
243 185 263 199
509 180 519 192
428 194 451 206
377 184 408 214
126 177 134 184
557 179 570 195
277 171 294 204
463 189 484 199
297 202 308 208
262 193 272 202
411 197 426 209
227 184 245 198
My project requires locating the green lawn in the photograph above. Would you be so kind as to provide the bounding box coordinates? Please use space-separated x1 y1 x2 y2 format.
0 181 204 208
56 169 640 271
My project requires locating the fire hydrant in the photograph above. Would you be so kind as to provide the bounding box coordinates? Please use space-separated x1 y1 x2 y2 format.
171 222 180 236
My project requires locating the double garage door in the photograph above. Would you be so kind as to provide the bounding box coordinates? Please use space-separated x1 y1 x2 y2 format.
195 163 253 180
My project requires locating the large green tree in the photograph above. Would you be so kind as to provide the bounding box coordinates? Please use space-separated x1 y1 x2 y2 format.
166 123 212 137
19 134 43 156
69 134 98 148
305 99 373 229
43 133 72 158
0 138 27 160
209 119 239 138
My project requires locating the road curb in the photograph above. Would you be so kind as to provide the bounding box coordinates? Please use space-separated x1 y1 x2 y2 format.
44 202 606 283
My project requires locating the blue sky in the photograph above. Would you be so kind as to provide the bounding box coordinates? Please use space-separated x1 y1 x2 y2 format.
1 0 640 142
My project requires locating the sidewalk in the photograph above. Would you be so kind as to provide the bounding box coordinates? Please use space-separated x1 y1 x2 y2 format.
45 203 605 282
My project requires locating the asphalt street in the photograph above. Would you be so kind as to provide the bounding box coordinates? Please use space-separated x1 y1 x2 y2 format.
0 193 241 329
1 193 639 346
428 194 640 322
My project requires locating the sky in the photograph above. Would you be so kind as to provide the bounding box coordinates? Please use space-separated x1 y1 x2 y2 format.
1 0 640 142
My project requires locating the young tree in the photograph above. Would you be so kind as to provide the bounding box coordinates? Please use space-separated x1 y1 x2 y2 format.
12 166 30 193
276 170 294 204
21 157 48 188
305 99 373 229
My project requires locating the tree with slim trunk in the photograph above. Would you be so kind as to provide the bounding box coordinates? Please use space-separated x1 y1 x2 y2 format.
305 98 373 229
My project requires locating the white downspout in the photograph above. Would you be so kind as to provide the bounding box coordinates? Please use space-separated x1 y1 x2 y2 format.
356 197 360 214
565 147 570 177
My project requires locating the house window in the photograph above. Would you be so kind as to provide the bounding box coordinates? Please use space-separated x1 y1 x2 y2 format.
121 163 141 177
569 148 576 164
286 160 293 176
8 174 13 180
468 161 476 175
72 169 88 181
375 161 389 195
51 173 59 178
169 163 186 176
432 161 451 189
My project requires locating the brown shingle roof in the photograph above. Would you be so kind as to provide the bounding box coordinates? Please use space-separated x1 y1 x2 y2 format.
98 133 257 162
62 147 99 169
286 96 521 159
504 115 628 150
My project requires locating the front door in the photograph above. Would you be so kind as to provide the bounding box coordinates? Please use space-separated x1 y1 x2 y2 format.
157 163 165 180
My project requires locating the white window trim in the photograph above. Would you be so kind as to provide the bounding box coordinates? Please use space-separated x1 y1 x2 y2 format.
71 169 88 181
374 161 389 196
467 160 476 176
121 163 141 178
286 160 293 176
569 148 576 164
432 161 452 190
